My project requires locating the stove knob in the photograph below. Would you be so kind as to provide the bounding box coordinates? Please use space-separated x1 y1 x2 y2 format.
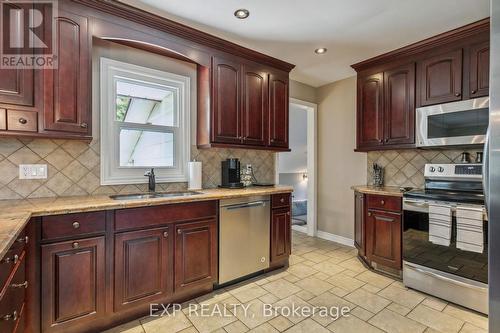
429 167 436 172
438 167 444 172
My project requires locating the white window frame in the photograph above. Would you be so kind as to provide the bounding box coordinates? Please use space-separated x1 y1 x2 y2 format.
100 57 190 185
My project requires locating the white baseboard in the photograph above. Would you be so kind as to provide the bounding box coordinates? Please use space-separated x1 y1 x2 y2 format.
316 230 355 248
292 225 308 233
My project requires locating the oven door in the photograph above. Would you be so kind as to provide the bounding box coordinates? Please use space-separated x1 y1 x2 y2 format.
416 97 489 147
403 199 488 284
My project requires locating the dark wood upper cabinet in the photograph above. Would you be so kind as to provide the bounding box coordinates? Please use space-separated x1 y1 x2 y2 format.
365 209 402 269
242 64 268 146
469 41 490 98
114 228 171 312
211 56 241 144
354 192 365 257
43 10 91 136
270 207 291 265
357 73 384 149
174 219 217 294
268 71 289 149
41 236 105 333
417 49 463 106
384 63 415 145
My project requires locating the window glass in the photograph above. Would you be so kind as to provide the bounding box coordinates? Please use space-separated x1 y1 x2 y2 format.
119 129 174 167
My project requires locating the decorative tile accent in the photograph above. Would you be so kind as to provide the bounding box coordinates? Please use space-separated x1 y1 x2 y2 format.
367 149 482 188
0 138 275 199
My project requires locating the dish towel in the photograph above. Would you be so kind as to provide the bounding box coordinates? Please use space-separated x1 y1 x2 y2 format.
456 207 484 253
428 204 452 246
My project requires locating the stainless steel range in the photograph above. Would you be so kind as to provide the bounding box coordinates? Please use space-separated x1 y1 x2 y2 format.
403 163 488 314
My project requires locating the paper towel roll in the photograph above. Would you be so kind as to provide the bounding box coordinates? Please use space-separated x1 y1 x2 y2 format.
188 161 202 190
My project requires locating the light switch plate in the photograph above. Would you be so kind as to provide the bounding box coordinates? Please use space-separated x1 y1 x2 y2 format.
19 164 48 179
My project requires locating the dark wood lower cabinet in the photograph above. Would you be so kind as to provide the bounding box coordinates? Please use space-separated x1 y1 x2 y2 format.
270 207 291 265
365 209 402 269
174 219 217 294
114 227 171 312
41 236 105 333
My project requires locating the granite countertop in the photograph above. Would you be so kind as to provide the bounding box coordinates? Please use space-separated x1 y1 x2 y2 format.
351 185 407 197
0 186 292 260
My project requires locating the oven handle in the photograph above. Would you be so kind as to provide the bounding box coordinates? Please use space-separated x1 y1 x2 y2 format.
403 199 429 212
405 262 488 292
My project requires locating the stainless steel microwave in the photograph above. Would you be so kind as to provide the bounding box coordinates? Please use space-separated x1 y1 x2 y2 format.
416 97 489 147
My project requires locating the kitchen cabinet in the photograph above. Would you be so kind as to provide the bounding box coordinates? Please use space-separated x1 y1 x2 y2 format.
114 227 171 312
354 192 365 257
417 49 463 106
268 71 289 149
365 209 402 270
270 208 291 265
242 64 268 146
41 236 105 333
174 219 217 294
357 73 384 149
469 41 490 98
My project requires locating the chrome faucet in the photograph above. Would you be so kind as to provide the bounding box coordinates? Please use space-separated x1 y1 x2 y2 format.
144 168 156 192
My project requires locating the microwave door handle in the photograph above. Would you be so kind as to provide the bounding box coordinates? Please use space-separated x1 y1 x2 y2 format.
483 126 490 213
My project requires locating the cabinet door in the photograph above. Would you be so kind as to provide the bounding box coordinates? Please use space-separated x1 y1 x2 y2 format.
469 41 490 98
357 73 384 149
212 56 242 144
354 192 365 256
268 71 289 149
418 49 463 106
384 63 415 145
43 10 90 135
270 208 291 264
365 210 401 269
174 219 217 294
242 64 268 146
41 237 105 332
114 228 171 312
0 1 34 107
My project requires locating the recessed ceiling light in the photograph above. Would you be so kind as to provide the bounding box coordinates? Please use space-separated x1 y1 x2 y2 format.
234 9 250 19
314 48 328 55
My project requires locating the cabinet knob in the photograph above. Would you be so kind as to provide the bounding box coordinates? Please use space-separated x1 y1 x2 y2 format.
10 281 28 289
16 236 28 244
72 242 79 249
72 221 80 229
286 212 290 216
455 93 461 97
80 122 88 128
381 200 385 205
177 229 182 235
3 254 19 264
163 231 168 238
1 311 17 321
18 118 27 124
368 212 372 217
379 139 383 143
280 198 285 203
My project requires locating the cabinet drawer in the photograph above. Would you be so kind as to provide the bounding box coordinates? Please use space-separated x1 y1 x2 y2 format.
0 251 26 333
366 194 401 212
272 193 291 209
115 201 217 232
6 110 37 132
42 211 106 241
0 232 27 291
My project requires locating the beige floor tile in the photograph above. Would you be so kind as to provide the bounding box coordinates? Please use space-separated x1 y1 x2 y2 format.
345 289 391 313
329 287 349 298
103 320 145 333
268 316 294 332
301 260 318 267
338 258 367 273
294 276 333 296
283 318 329 333
420 297 448 312
259 293 279 304
327 315 384 333
302 252 330 263
368 309 426 333
196 289 232 306
288 255 305 265
356 270 394 289
255 277 271 286
232 285 268 303
313 272 331 281
361 284 382 294
262 279 301 299
141 311 193 333
342 269 361 277
308 292 354 311
407 305 464 333
265 270 290 282
442 304 488 330
224 320 249 333
326 274 365 292
272 295 312 324
283 274 300 283
312 261 346 276
186 301 237 333
378 285 425 309
178 327 198 333
386 302 412 316
234 299 273 329
459 322 487 333
248 323 279 333
295 290 316 301
350 306 375 321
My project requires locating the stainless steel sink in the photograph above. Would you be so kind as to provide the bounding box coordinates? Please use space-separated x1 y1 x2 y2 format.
109 191 203 200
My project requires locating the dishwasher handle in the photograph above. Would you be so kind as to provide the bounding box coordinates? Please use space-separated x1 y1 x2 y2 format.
223 201 269 210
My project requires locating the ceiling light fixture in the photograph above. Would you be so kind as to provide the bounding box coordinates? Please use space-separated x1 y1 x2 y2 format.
314 48 328 55
234 9 250 19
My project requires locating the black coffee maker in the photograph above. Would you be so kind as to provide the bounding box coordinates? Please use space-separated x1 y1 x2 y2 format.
220 158 244 188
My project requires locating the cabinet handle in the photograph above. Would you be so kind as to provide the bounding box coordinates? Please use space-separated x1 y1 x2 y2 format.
3 254 19 264
177 229 182 235
1 311 17 321
378 139 383 143
10 281 28 289
381 200 385 205
72 242 79 249
18 118 27 124
163 231 168 238
375 216 395 223
471 90 477 94
72 221 80 229
80 122 88 128
455 93 461 97
17 236 28 244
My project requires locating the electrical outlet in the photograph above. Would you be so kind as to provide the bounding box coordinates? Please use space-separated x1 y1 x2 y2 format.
19 164 48 179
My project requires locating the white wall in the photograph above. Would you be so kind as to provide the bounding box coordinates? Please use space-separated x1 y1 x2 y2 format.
279 104 307 173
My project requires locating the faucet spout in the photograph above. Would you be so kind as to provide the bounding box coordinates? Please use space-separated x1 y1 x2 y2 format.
144 168 156 192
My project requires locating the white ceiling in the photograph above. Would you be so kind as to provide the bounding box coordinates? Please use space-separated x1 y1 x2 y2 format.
120 0 490 87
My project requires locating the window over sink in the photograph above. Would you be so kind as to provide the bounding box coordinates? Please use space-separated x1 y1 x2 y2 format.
100 58 190 185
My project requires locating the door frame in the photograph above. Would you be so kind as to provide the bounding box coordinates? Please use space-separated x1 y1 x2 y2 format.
275 98 317 237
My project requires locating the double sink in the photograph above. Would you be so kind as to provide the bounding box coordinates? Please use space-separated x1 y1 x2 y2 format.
110 191 203 200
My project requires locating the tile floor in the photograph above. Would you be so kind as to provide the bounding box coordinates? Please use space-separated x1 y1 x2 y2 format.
105 231 488 333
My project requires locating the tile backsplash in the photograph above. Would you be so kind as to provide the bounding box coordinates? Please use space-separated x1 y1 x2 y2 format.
367 149 482 188
0 138 275 200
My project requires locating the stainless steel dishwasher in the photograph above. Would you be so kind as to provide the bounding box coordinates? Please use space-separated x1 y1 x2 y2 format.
219 195 270 284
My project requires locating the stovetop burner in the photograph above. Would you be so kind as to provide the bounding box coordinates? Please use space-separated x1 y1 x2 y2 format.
404 188 484 205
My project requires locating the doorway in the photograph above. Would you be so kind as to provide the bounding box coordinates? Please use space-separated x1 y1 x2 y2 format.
276 98 317 237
